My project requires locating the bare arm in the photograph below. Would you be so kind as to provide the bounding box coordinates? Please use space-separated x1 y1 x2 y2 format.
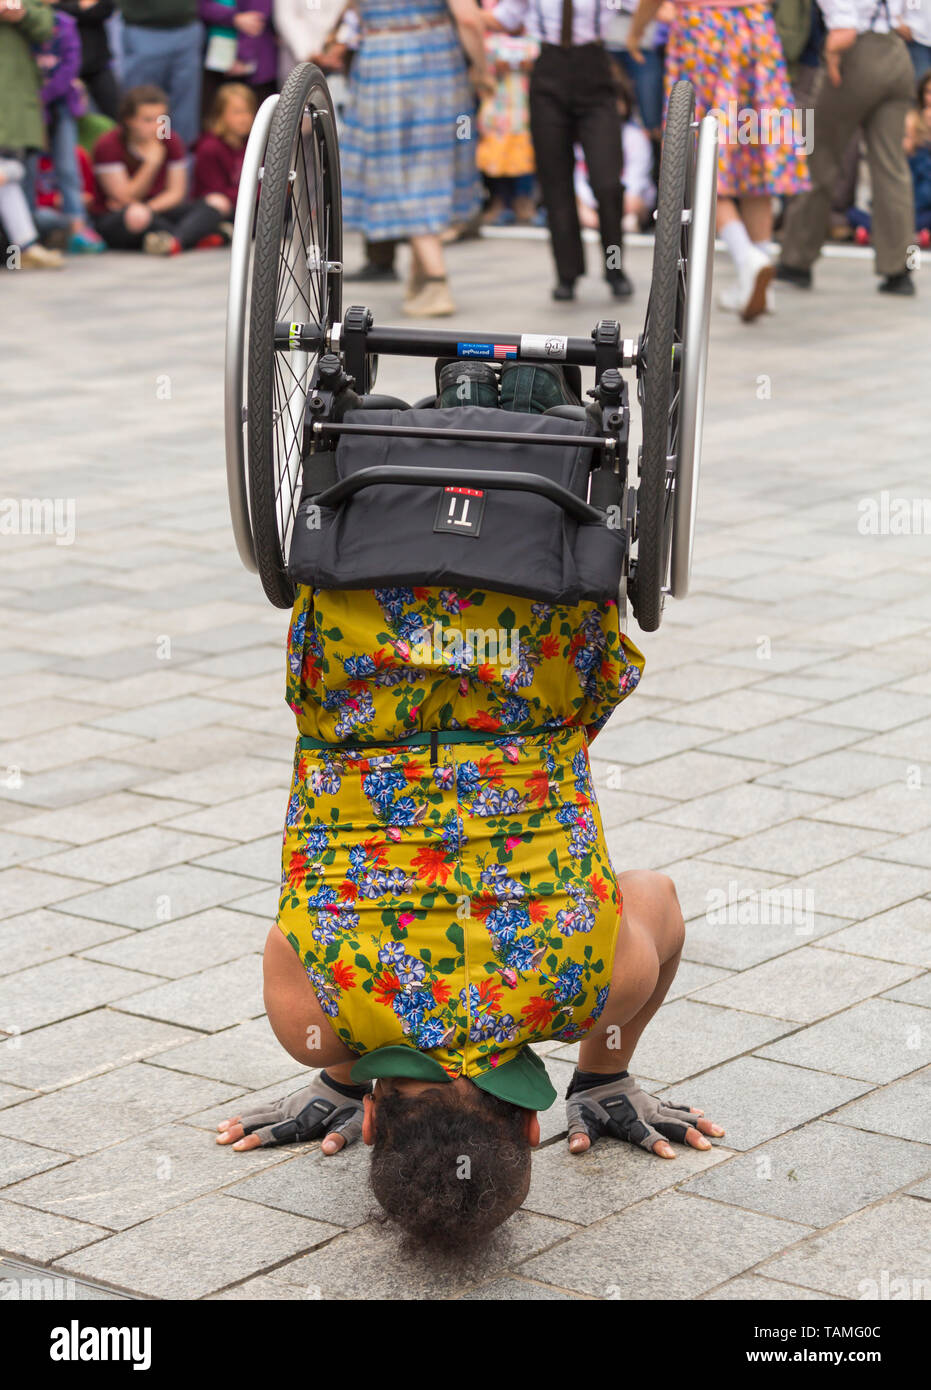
446 0 492 88
147 161 187 212
97 154 165 208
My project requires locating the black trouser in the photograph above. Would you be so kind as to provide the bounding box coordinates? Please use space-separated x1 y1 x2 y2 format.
83 66 120 121
95 199 222 250
529 42 624 285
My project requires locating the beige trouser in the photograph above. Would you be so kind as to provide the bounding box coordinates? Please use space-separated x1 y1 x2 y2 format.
781 31 916 277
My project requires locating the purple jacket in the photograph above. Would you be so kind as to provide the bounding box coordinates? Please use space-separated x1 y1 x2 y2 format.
38 11 87 119
199 0 277 87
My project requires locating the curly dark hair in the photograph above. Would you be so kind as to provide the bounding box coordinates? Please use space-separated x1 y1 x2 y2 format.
368 1084 531 1256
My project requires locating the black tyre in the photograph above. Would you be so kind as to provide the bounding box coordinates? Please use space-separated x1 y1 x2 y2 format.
247 63 342 609
631 79 695 633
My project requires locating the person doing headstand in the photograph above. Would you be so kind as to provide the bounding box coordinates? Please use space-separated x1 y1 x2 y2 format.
216 580 725 1252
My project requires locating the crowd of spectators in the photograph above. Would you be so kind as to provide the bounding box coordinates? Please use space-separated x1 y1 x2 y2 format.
0 0 929 280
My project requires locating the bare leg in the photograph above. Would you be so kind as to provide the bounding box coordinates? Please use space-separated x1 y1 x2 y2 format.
572 871 724 1157
739 193 774 244
408 232 446 278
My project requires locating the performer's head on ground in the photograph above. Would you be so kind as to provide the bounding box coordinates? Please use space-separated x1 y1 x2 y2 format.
363 1076 540 1254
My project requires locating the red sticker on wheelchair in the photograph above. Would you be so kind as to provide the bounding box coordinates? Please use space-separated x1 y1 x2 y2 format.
434 485 485 537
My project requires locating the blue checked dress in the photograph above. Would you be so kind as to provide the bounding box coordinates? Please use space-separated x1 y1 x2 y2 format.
340 0 484 240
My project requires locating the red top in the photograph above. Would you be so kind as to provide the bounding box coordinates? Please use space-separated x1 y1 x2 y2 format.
192 132 246 208
91 128 188 217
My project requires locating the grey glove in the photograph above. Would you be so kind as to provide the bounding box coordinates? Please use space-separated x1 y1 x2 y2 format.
566 1071 700 1153
238 1072 369 1148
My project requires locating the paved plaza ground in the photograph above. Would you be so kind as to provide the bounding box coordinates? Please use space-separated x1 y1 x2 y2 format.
0 234 929 1301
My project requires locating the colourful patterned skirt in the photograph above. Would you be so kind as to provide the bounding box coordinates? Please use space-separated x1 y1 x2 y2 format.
665 3 810 198
277 724 622 1081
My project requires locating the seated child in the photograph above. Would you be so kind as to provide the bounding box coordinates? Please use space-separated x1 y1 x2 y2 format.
192 80 256 223
90 84 225 253
215 568 725 1254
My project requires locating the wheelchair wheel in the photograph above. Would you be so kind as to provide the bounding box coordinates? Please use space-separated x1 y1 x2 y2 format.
224 93 279 576
631 80 707 633
247 64 343 609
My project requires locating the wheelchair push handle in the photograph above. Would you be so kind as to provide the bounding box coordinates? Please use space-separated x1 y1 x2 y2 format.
310 464 608 525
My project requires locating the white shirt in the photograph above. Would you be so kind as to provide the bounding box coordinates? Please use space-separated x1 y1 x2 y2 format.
901 0 931 44
494 0 619 45
817 0 904 32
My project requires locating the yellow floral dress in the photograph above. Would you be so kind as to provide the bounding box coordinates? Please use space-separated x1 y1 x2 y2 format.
277 582 644 1101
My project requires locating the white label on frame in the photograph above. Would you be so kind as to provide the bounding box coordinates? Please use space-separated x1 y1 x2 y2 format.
520 333 568 360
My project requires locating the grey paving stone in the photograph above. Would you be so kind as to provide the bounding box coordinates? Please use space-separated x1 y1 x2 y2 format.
267 1207 575 1300
819 899 931 967
0 910 128 976
192 834 280 883
115 954 264 1031
883 974 931 1007
0 1063 241 1156
869 828 931 870
586 719 720 767
826 1069 931 1144
663 688 817 734
0 725 141 777
226 1142 375 1229
0 867 100 920
758 998 931 1083
0 760 153 810
909 1177 931 1199
0 832 70 870
654 1056 870 1151
3 1121 298 1231
0 1009 197 1092
523 1130 732 1224
698 820 892 876
59 1194 339 1299
205 1274 307 1300
651 784 832 837
113 726 266 773
0 1199 109 1263
89 695 246 740
701 1275 834 1300
0 956 164 1034
757 750 913 798
691 946 914 1023
178 1069 324 1130
27 826 233 885
163 790 287 842
681 1121 931 1226
54 864 263 929
0 1136 70 1187
519 1191 811 1300
81 906 268 978
133 756 287 807
0 1083 32 1110
225 885 279 918
457 1276 585 1299
587 787 677 831
647 856 789 925
589 750 775 801
812 782 931 834
14 792 194 846
618 1000 791 1084
697 720 863 767
758 1196 931 1299
604 821 730 871
774 857 931 921
682 906 851 970
665 959 733 999
149 1017 310 1089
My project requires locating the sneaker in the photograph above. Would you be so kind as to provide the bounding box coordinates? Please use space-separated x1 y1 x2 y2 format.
19 242 65 269
606 268 634 300
438 360 499 409
734 245 774 322
879 270 915 296
499 361 580 414
775 262 812 289
402 275 455 317
854 226 870 246
917 229 930 250
195 233 225 249
67 227 105 254
143 230 181 256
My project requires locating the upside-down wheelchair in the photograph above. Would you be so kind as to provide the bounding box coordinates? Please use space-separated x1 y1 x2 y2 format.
224 65 718 633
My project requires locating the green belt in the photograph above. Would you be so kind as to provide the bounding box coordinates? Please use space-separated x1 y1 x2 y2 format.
297 723 568 752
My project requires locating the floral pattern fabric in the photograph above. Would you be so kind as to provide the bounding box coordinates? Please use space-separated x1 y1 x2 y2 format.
277 583 645 1084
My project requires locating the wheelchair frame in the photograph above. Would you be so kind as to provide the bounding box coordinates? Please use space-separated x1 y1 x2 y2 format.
224 64 718 632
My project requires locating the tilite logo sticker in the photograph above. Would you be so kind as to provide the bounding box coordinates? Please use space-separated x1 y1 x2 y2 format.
520 334 568 360
49 1321 151 1370
434 485 485 537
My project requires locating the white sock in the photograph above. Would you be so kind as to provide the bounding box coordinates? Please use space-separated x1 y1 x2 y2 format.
754 240 772 259
721 219 753 270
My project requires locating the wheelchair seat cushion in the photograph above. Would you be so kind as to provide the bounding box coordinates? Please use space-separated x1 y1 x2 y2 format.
287 405 626 605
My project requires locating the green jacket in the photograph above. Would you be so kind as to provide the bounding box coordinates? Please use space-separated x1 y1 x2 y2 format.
0 0 53 152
